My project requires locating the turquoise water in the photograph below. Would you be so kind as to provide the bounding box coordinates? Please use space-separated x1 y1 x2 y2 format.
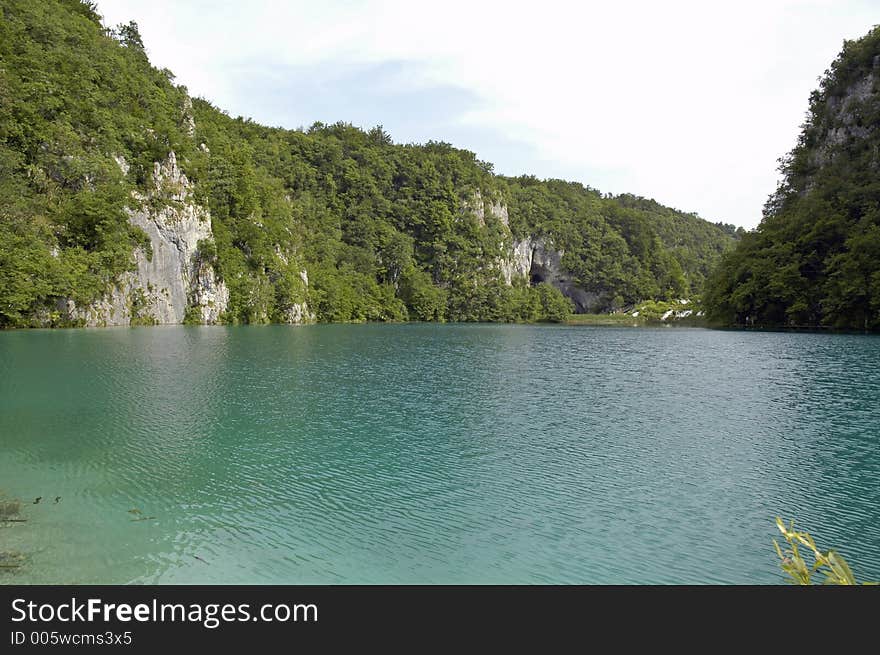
0 324 878 584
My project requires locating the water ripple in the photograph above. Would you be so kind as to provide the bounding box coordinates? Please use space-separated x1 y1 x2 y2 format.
1 325 879 584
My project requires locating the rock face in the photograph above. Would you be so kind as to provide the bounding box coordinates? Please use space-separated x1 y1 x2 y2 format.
281 270 316 324
467 190 599 311
464 190 605 312
810 61 879 169
467 189 509 228
283 301 314 324
65 152 230 326
477 190 601 312
499 235 600 312
500 238 534 286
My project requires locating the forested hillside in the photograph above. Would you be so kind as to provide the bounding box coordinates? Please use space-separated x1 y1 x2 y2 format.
0 0 735 327
705 26 880 330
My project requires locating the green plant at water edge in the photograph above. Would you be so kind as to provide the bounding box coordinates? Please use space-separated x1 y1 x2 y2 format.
128 288 157 326
182 304 204 325
773 517 876 585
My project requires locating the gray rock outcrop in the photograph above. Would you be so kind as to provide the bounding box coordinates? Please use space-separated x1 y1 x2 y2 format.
499 235 600 312
465 188 604 312
64 151 230 326
463 189 509 228
281 270 315 324
810 64 879 169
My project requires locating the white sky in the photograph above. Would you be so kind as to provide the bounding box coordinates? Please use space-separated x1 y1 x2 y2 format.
97 0 878 228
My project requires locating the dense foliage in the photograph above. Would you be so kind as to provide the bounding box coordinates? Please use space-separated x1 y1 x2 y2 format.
503 179 738 307
0 0 735 327
705 27 880 330
0 0 194 326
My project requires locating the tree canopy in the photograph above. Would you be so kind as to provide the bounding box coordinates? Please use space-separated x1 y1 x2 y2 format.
704 26 880 331
0 0 735 327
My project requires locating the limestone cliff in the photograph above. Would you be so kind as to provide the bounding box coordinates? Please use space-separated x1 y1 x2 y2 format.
807 54 880 171
63 151 230 327
499 235 600 312
467 189 510 228
0 1 741 328
471 191 601 313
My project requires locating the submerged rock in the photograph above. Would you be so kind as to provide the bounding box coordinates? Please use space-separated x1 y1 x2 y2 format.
0 551 26 570
0 499 22 520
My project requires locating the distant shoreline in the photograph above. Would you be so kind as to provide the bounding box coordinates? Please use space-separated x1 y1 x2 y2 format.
2 318 878 334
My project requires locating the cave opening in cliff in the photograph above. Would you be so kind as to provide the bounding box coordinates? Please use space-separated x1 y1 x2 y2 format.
529 262 549 286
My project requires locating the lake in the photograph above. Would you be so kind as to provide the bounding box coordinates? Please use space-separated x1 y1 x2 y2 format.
1 324 878 584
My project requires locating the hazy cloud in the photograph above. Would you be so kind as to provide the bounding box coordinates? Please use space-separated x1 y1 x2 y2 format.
98 0 879 227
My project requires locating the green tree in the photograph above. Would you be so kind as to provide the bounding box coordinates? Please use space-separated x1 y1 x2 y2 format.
705 26 880 330
0 0 736 328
